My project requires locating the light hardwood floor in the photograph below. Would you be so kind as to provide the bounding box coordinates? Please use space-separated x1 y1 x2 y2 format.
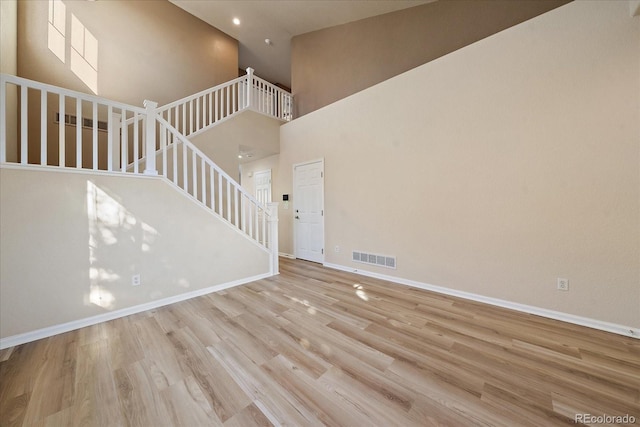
1 258 639 426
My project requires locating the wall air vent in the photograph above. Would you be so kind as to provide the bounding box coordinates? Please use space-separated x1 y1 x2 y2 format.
55 113 108 132
352 250 396 270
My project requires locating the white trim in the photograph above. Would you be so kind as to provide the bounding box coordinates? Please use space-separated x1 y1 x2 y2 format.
0 272 272 350
323 262 640 340
279 252 296 259
0 162 160 179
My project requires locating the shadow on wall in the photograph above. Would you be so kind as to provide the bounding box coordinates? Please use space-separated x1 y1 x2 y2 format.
48 0 98 94
85 180 158 309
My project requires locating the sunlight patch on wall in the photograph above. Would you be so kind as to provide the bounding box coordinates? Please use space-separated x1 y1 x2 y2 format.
47 1 99 93
70 13 98 94
47 0 66 63
86 180 159 309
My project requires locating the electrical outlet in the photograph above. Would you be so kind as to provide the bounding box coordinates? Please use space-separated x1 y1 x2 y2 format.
557 278 569 291
334 245 340 253
132 274 141 286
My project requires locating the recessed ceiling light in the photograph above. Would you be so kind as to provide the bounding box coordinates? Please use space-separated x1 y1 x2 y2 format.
233 17 240 26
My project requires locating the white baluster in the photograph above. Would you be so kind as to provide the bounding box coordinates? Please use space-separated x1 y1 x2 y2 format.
214 166 216 212
254 202 259 240
226 180 231 220
196 96 201 131
201 157 206 206
174 106 179 134
208 92 213 125
41 90 47 165
92 102 98 170
262 206 267 245
107 105 113 171
192 150 197 197
172 133 178 184
215 90 219 122
217 170 222 215
59 94 65 167
248 202 253 237
20 86 27 164
241 194 246 233
234 186 239 227
76 98 83 169
226 86 230 118
181 103 186 135
189 99 194 135
232 83 236 114
182 142 188 192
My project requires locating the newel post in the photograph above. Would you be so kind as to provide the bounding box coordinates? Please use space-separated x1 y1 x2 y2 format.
143 99 158 175
246 67 254 109
267 201 279 275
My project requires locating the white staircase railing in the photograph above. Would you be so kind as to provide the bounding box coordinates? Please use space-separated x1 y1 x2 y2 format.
0 73 279 274
154 116 279 272
156 67 292 139
0 74 149 172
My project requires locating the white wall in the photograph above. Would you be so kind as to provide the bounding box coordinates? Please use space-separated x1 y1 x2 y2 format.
280 1 640 329
0 168 270 339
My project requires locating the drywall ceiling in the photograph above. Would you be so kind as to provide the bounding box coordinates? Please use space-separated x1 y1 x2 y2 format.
169 0 432 88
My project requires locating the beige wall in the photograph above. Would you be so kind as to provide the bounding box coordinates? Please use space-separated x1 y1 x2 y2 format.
0 168 270 338
0 0 17 74
191 110 282 180
280 1 640 328
292 0 570 117
1 0 18 162
17 0 238 106
13 0 238 168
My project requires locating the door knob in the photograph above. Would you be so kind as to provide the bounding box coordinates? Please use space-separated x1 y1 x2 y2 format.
295 216 299 219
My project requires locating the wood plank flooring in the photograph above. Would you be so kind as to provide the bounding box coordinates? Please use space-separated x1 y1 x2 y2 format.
1 258 639 426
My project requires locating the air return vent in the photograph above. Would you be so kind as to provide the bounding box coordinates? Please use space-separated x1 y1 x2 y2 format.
352 250 396 270
55 113 108 132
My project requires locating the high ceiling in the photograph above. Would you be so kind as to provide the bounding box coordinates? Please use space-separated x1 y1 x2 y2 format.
169 0 432 88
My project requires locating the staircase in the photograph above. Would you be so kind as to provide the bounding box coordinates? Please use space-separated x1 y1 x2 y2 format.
0 69 292 275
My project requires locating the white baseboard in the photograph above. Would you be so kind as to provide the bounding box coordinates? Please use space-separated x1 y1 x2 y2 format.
279 252 295 259
0 272 272 350
323 262 639 339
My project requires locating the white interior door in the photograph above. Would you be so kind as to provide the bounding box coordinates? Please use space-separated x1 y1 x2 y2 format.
294 160 324 263
254 169 272 204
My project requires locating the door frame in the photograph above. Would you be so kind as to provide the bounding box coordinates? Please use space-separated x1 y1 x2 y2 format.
253 169 272 204
293 158 325 263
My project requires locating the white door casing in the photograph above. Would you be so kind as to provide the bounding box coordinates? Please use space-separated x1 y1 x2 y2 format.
293 159 324 263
